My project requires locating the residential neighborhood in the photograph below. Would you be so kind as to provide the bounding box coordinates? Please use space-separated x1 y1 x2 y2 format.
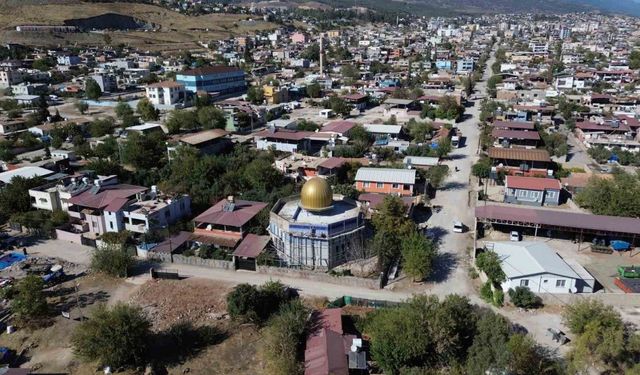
0 1 639 374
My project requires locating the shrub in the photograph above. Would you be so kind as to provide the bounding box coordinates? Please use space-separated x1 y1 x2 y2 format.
11 275 49 324
493 288 504 307
71 303 151 368
261 300 309 375
226 281 292 324
508 287 542 309
480 280 493 303
90 243 136 278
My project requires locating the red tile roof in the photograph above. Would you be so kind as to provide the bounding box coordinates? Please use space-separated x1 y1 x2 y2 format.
304 309 348 375
233 234 270 258
506 176 561 191
194 199 268 227
69 184 146 210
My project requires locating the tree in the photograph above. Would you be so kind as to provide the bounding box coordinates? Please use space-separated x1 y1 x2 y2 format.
165 110 198 134
226 281 292 324
508 286 541 309
85 78 102 100
136 98 159 121
90 243 135 278
197 106 226 129
575 171 640 218
507 334 562 375
247 86 265 105
326 97 351 117
472 158 492 180
0 176 45 224
75 100 89 115
461 76 475 96
563 299 622 336
32 58 54 72
306 82 322 98
121 131 167 169
11 275 48 324
487 75 503 98
466 311 511 374
89 118 115 138
436 137 452 158
401 233 437 281
115 101 134 121
71 303 151 368
475 250 506 284
261 299 309 375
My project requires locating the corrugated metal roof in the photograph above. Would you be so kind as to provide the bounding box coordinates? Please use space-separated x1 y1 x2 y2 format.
476 205 640 235
363 124 402 134
403 156 439 167
233 234 270 258
506 176 561 190
488 147 551 162
492 241 580 279
355 167 416 184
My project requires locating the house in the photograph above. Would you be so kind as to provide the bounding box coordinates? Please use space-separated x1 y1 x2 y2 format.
168 129 232 159
61 184 191 239
304 308 366 375
343 93 368 111
487 147 552 176
145 81 187 108
254 128 313 153
263 84 288 105
232 233 271 271
321 121 356 137
0 119 28 135
489 241 591 294
0 166 54 185
176 66 246 95
504 176 561 206
491 129 540 149
125 123 165 136
355 167 416 196
193 197 268 249
363 124 402 139
90 73 117 93
490 120 536 131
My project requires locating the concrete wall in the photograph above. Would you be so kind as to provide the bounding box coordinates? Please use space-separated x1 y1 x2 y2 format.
148 252 234 270
55 229 84 244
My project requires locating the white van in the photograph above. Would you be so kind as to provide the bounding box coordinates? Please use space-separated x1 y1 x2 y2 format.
453 220 464 233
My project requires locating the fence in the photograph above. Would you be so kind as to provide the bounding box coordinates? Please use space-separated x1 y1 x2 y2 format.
148 252 233 270
256 265 382 289
328 296 400 309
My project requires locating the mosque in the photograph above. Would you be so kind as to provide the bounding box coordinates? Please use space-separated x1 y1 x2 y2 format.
268 177 365 270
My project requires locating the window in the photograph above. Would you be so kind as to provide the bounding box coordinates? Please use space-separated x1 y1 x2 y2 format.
392 183 399 189
556 280 566 288
376 182 384 188
363 182 370 188
110 222 114 230
404 184 411 190
520 280 529 287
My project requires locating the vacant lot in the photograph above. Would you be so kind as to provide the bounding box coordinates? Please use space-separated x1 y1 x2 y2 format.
0 1 275 50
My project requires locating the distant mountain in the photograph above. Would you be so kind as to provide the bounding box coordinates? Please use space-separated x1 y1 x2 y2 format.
566 0 640 16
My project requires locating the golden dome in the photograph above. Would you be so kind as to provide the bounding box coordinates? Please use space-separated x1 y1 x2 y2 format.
300 177 333 212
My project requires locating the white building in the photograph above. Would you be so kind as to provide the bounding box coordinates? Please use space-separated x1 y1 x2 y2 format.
145 81 187 108
490 242 593 294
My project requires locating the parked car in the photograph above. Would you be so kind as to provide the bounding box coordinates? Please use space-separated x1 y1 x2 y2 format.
453 220 465 233
510 231 521 241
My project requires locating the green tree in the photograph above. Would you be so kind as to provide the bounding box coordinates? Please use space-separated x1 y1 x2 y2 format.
115 101 134 121
89 118 115 138
325 97 351 117
247 86 265 105
401 233 437 281
487 75 503 98
466 311 511 374
472 159 492 180
136 98 159 121
71 303 151 368
197 106 226 129
166 109 198 134
226 283 261 322
0 176 45 224
508 286 541 309
575 171 640 217
85 78 102 100
306 82 322 98
32 57 54 71
475 250 506 284
75 100 89 115
11 275 49 324
261 299 309 375
90 243 135 278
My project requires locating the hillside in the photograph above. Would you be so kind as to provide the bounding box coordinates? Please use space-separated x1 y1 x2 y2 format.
0 1 276 51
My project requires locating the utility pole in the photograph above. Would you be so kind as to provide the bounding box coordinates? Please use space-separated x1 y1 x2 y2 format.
319 35 324 78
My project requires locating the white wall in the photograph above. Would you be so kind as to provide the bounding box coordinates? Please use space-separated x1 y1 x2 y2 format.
502 274 577 293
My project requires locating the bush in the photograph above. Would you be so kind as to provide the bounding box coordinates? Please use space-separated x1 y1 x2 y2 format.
261 299 309 375
90 243 136 278
493 288 504 307
71 303 151 368
480 280 493 303
226 281 292 323
508 287 542 309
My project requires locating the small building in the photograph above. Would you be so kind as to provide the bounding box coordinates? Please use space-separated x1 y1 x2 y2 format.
145 81 187 108
355 167 416 196
403 156 439 169
491 129 540 149
232 234 271 271
169 129 232 159
363 124 402 139
50 149 76 161
0 166 54 185
0 119 28 135
490 241 588 294
126 123 165 136
90 73 117 93
343 93 368 111
193 197 268 249
504 176 561 206
487 147 552 176
321 121 356 137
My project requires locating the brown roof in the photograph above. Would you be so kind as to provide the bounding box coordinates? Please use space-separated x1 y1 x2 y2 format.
321 121 356 134
233 234 270 258
506 176 561 190
69 184 146 210
476 205 640 235
181 65 243 76
254 128 313 141
150 231 192 254
179 129 229 145
491 129 540 140
304 309 349 375
488 147 551 162
491 120 535 130
194 199 268 227
318 157 348 170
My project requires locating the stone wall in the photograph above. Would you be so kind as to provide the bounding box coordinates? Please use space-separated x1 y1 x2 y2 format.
148 252 234 270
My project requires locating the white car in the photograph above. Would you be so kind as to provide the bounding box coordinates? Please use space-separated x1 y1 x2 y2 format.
510 231 521 241
453 220 464 233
